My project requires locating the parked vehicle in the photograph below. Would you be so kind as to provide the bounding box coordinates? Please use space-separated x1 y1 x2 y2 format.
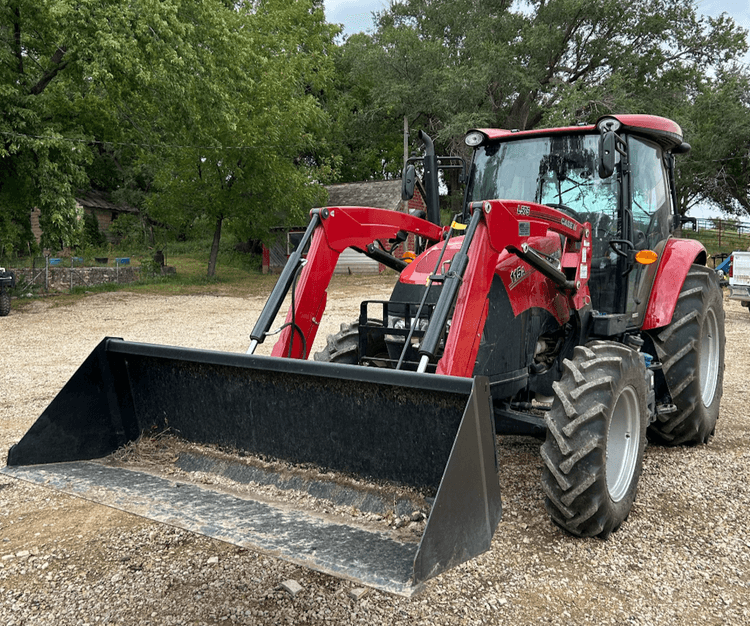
727 251 750 311
715 254 732 287
0 268 15 316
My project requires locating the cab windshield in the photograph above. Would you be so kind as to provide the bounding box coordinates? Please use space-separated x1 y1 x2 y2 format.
468 132 672 317
469 134 619 231
470 133 622 312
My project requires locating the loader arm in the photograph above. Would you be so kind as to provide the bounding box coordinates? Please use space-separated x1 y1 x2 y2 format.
436 200 592 378
269 207 446 359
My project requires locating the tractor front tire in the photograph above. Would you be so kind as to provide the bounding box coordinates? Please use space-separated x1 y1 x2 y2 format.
0 289 10 317
314 321 389 366
314 322 360 364
541 342 649 538
647 264 725 445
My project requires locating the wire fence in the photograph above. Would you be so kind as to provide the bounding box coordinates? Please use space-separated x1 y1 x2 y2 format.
5 256 139 293
679 218 750 266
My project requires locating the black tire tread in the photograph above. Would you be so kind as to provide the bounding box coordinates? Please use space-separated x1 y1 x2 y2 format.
541 341 648 538
0 290 10 317
313 322 359 364
647 265 725 445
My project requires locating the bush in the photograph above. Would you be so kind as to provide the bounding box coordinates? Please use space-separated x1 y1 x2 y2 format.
109 213 147 247
83 212 107 247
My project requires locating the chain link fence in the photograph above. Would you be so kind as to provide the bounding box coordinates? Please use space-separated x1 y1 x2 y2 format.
4 257 139 293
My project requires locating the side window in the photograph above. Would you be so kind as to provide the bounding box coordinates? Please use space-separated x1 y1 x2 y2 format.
630 138 670 249
287 231 308 255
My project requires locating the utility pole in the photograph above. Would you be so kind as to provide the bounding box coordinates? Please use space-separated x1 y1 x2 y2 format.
403 116 409 169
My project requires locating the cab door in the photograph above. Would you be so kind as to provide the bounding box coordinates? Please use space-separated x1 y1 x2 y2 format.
625 137 672 324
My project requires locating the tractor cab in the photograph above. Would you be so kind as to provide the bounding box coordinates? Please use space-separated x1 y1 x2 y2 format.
463 115 690 323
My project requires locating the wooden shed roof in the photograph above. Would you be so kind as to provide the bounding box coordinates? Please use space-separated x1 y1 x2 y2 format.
325 180 403 210
77 190 138 214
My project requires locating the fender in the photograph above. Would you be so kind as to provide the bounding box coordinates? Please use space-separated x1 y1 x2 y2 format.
641 238 708 330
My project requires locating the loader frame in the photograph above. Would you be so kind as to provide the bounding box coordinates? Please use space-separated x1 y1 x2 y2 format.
250 202 593 378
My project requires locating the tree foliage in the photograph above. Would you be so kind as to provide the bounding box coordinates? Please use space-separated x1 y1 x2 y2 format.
139 0 338 275
2 0 748 265
334 0 749 215
673 71 750 215
0 0 337 275
0 0 183 252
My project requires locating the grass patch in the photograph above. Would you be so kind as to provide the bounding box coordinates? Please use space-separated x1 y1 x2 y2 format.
4 224 742 312
682 227 750 262
5 243 278 309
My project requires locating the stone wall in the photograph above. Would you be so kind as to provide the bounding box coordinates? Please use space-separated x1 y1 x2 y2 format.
12 266 140 292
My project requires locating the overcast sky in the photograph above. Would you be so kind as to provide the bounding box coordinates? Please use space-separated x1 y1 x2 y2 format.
323 0 384 36
325 0 750 42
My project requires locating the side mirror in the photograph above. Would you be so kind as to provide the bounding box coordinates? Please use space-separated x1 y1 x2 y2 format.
678 215 697 231
599 131 616 179
402 164 416 201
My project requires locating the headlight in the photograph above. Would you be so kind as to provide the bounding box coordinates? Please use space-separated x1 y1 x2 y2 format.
465 131 486 147
597 117 622 133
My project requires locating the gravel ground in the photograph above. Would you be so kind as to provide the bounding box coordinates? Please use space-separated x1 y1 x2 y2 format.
0 276 748 625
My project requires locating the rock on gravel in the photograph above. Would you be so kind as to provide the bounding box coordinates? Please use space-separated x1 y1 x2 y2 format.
0 279 748 625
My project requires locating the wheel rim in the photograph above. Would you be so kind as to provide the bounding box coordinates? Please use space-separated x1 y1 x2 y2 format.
700 307 720 407
606 385 640 503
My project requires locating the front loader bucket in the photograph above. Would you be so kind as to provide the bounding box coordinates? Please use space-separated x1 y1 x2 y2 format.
2 338 501 596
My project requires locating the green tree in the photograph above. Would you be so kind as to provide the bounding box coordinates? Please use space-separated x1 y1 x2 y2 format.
334 0 748 213
0 0 187 251
1 0 337 274
143 0 337 276
673 71 750 216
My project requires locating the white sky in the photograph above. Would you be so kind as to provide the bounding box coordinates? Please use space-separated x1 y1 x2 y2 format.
323 0 749 218
324 0 385 36
325 0 750 42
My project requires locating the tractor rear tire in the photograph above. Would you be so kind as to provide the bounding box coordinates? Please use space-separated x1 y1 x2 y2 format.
0 290 10 317
647 264 725 445
314 321 389 366
541 342 649 538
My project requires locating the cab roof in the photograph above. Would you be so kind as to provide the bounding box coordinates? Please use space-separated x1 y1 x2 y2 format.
471 114 684 151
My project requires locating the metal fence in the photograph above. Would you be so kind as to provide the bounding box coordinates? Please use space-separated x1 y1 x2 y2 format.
688 218 750 245
6 257 138 293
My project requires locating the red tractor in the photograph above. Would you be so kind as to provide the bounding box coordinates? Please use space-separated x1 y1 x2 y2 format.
6 115 725 594
308 114 724 538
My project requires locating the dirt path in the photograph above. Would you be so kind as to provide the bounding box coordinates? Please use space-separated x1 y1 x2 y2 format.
0 278 748 625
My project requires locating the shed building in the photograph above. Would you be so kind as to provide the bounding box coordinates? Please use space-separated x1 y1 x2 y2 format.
262 180 427 275
30 191 138 245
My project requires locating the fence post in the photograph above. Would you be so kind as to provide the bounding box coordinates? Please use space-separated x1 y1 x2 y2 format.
718 220 722 247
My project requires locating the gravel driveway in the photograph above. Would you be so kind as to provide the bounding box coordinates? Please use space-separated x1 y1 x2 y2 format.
0 277 748 625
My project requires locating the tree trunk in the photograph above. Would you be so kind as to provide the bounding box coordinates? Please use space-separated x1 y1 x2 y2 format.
207 215 223 278
448 168 462 217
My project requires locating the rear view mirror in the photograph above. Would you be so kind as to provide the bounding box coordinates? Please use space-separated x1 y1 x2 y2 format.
599 131 616 179
402 164 416 201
